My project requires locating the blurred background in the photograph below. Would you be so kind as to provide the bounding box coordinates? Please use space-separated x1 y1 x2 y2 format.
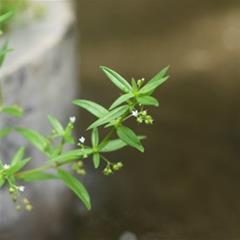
73 0 240 239
2 0 240 239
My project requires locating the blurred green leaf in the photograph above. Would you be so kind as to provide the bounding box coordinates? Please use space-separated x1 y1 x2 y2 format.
0 127 12 139
1 105 23 117
11 147 25 165
48 148 93 163
7 158 31 175
16 128 50 155
73 99 108 118
0 42 13 67
58 169 91 210
0 11 14 24
17 171 58 182
48 115 64 135
117 126 144 152
100 66 132 93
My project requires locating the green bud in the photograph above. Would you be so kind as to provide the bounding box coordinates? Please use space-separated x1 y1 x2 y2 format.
77 169 86 176
9 187 15 194
25 204 33 211
16 205 21 211
113 164 119 171
117 162 123 169
77 161 83 167
137 117 143 123
23 198 30 205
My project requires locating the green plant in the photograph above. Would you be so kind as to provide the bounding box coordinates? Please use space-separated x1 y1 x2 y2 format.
0 12 169 211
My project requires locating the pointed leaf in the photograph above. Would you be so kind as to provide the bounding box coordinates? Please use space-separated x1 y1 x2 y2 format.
58 169 91 210
48 115 64 134
88 105 129 130
100 136 146 152
137 96 159 106
2 105 23 117
7 158 31 175
0 12 14 24
16 128 50 155
93 153 100 168
17 171 58 182
91 128 99 147
11 147 25 165
48 148 93 163
100 66 132 93
139 66 169 94
117 126 144 152
110 92 133 110
139 76 169 94
73 99 108 118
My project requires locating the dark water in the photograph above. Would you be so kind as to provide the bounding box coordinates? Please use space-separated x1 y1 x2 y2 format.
53 0 240 239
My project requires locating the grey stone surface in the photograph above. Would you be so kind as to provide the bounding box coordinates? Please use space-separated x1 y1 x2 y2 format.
0 0 77 235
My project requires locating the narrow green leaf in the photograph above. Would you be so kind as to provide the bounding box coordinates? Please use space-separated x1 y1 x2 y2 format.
139 76 169 95
73 99 109 118
93 153 100 168
117 126 144 152
100 136 146 152
1 105 23 117
91 128 99 147
100 139 127 152
48 115 64 134
137 96 159 106
0 127 12 139
11 147 25 165
48 148 93 163
7 158 31 175
17 171 58 182
110 92 133 110
88 105 129 130
0 12 14 24
100 66 132 93
58 169 91 210
16 128 50 155
139 66 169 94
131 78 138 90
0 42 13 67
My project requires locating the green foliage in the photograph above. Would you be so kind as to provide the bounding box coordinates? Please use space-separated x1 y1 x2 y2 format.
58 169 91 210
0 12 169 212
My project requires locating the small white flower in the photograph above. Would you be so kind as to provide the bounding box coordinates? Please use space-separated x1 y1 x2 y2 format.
18 186 25 192
131 110 138 117
79 136 85 144
3 164 10 170
69 116 76 123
